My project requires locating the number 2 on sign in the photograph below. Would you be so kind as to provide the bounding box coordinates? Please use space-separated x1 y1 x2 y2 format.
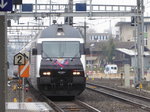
17 56 22 64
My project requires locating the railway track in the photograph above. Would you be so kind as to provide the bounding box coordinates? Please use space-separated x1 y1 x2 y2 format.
86 82 150 111
42 95 101 112
29 82 101 112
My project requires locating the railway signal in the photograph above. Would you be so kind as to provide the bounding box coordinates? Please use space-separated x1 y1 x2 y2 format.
131 16 137 26
14 53 29 103
14 53 30 77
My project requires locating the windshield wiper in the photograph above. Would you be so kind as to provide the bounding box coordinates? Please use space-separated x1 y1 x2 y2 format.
43 51 52 61
70 52 80 61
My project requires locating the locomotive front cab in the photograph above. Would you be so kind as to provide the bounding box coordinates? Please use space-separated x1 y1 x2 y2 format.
37 40 86 96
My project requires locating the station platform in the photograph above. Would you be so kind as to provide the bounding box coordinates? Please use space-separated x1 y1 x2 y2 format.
6 102 54 112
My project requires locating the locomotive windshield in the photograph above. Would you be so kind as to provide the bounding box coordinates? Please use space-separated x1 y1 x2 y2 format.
42 41 80 58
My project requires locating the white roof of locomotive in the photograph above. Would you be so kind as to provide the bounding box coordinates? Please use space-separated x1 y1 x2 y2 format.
39 24 83 38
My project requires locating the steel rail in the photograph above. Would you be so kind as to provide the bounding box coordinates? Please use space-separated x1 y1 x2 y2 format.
75 100 101 112
53 100 101 112
87 82 150 102
41 95 64 112
86 82 150 111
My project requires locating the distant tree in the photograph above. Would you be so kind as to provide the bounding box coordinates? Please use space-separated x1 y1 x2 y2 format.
101 39 115 64
107 39 115 63
101 43 107 66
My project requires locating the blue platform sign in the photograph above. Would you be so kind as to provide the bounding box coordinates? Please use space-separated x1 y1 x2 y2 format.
76 3 87 11
22 4 33 12
0 0 12 11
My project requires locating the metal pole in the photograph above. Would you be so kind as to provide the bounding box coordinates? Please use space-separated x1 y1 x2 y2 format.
49 0 51 25
134 16 138 83
22 78 24 102
141 1 144 80
35 0 37 13
68 0 73 25
35 0 38 20
68 0 73 13
136 0 144 84
84 18 87 43
109 20 112 37
0 13 7 112
90 44 94 74
89 0 92 17
90 47 93 74
18 66 21 108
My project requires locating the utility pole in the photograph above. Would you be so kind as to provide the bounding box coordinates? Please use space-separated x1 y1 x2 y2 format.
35 0 37 13
49 0 51 25
89 0 92 18
68 0 73 12
109 20 112 38
68 0 73 25
84 18 87 43
0 13 7 112
136 0 144 84
35 0 38 20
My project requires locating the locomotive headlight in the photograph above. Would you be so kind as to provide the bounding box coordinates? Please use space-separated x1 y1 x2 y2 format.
47 72 51 75
43 72 51 76
73 72 76 75
76 72 80 75
73 71 81 75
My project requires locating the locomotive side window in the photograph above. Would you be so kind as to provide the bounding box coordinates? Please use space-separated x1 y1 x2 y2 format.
32 48 37 55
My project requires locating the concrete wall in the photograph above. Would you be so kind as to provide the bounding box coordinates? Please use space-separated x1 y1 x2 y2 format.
120 24 134 42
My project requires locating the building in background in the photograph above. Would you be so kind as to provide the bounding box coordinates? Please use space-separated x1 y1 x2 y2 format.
115 22 150 49
86 33 110 43
85 22 150 74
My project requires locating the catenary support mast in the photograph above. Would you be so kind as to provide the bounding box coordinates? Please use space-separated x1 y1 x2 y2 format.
68 0 73 25
136 0 144 84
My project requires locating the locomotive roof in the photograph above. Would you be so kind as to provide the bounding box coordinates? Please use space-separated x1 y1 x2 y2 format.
39 24 82 38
